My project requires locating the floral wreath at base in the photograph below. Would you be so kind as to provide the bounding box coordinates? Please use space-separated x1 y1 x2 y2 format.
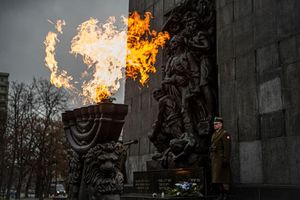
165 182 203 197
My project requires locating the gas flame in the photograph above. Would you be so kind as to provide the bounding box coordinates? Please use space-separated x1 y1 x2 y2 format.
70 17 127 104
126 12 170 85
44 20 74 89
44 12 169 104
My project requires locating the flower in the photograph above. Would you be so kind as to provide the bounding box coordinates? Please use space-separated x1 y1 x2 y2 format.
152 193 157 198
166 181 200 197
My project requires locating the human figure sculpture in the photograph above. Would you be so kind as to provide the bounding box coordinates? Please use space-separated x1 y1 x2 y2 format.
182 11 216 119
151 0 216 168
163 35 191 108
149 88 183 160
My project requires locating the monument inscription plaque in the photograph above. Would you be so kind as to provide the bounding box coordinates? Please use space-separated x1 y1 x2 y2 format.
133 168 205 193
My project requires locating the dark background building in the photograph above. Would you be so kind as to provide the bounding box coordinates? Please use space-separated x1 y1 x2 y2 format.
123 0 300 199
0 72 9 115
0 72 9 195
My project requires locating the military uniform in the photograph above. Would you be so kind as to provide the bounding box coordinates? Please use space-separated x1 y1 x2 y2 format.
210 128 231 184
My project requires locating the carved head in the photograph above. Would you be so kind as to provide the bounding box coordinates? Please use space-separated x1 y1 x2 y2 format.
169 35 185 51
183 11 200 33
196 0 211 17
83 142 124 194
153 88 165 101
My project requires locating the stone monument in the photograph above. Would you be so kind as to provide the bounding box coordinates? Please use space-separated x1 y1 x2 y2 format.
149 0 217 169
123 0 217 198
62 102 128 200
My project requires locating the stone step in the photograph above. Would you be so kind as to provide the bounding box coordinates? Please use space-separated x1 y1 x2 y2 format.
124 184 136 193
121 193 218 200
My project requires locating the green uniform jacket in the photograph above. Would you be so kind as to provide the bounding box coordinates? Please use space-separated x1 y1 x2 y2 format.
210 128 231 184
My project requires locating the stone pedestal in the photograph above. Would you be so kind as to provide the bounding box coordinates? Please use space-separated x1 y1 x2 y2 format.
133 168 205 194
62 103 128 200
121 168 209 200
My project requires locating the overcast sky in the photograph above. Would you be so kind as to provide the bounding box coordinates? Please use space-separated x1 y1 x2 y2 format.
0 0 129 104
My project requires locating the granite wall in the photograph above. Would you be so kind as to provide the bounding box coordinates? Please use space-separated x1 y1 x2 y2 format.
123 0 300 189
217 0 300 186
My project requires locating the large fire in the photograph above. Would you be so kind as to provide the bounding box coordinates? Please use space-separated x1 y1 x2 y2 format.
44 12 169 104
44 19 74 89
126 12 170 85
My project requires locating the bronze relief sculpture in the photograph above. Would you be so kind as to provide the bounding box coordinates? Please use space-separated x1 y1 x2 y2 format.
150 0 217 168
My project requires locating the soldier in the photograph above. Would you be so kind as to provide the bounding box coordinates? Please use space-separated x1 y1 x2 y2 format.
210 117 231 200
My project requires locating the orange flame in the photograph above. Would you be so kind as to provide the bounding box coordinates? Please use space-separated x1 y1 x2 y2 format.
44 12 169 104
44 20 74 89
126 12 170 85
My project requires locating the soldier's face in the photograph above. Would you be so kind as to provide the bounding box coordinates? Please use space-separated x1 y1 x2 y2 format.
214 122 222 130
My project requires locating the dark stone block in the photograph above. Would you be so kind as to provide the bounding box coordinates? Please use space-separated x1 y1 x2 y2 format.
219 59 236 121
253 0 276 13
254 11 277 48
217 2 233 28
219 59 235 82
129 0 137 12
139 137 150 155
235 52 255 80
239 141 263 183
283 62 300 109
233 187 260 200
260 188 300 200
294 0 300 33
279 36 298 65
219 79 236 121
260 110 285 139
286 110 300 137
129 138 139 156
125 79 142 99
153 0 164 30
276 0 295 39
145 0 154 10
217 25 234 63
163 0 175 14
262 137 290 184
256 43 279 74
236 85 259 142
258 77 283 114
234 0 253 20
287 136 300 184
233 15 254 56
216 0 233 9
257 66 282 86
233 185 300 200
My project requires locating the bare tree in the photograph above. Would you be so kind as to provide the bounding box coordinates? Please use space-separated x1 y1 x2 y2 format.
32 79 68 200
5 82 28 200
2 79 69 200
